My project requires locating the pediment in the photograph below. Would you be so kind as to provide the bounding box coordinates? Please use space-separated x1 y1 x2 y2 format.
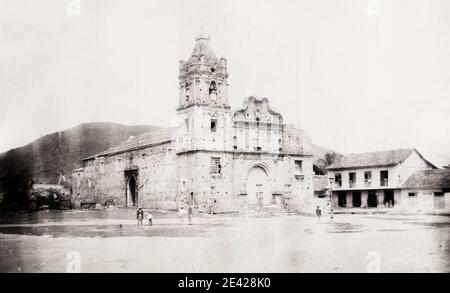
233 96 282 123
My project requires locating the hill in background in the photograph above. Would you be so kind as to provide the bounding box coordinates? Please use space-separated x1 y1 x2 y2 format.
0 123 160 184
0 122 340 210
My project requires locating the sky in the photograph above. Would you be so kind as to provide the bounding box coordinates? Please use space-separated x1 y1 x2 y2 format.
0 0 449 167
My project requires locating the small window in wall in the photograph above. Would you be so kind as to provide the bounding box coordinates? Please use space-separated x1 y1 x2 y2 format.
294 160 303 175
211 119 217 132
335 173 342 187
380 170 389 186
210 157 222 174
185 119 189 132
142 154 147 160
364 171 372 184
349 172 356 187
99 161 105 173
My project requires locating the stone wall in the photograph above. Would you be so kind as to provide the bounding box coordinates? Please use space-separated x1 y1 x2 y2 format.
174 150 314 213
72 142 178 209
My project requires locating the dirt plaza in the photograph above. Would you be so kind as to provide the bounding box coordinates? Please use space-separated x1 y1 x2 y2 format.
0 209 448 273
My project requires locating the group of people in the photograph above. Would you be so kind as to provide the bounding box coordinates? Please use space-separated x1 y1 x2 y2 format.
136 208 152 228
137 205 330 226
178 205 194 225
136 204 194 227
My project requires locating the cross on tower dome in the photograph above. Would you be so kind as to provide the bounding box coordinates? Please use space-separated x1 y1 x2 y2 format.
195 24 210 42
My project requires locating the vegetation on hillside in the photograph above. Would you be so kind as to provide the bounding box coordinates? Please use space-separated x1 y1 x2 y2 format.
0 122 159 210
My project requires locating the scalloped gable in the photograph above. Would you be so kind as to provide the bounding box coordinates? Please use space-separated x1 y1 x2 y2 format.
233 96 283 123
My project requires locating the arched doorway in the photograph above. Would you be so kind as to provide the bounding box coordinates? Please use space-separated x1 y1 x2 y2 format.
246 166 272 205
127 176 137 207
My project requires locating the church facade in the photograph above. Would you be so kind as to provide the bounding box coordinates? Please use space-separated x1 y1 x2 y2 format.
72 31 314 213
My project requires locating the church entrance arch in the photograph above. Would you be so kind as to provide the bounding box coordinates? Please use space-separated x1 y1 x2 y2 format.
246 163 272 205
125 170 138 207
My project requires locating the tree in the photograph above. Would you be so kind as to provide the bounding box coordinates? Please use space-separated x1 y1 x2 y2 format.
324 152 342 167
314 152 343 174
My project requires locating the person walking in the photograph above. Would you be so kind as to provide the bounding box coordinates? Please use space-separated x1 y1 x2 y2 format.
188 205 193 225
147 211 153 226
179 206 185 224
136 207 144 228
315 205 322 222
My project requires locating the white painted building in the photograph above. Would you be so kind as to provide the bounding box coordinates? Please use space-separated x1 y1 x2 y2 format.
326 148 441 210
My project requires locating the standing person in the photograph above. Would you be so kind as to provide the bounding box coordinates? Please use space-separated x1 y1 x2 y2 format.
136 207 144 228
210 199 216 215
179 206 185 224
188 205 193 225
315 205 322 222
147 211 153 226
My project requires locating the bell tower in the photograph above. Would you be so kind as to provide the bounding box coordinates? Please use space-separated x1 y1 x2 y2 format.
175 29 233 154
177 29 229 110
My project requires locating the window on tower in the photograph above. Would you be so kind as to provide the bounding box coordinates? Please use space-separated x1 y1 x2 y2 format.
185 82 190 101
210 119 217 132
209 81 217 95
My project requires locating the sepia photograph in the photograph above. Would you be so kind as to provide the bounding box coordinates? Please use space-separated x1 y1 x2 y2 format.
0 0 449 277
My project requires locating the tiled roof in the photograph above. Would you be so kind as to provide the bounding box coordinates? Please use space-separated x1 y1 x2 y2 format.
327 148 418 170
83 127 176 160
401 169 450 189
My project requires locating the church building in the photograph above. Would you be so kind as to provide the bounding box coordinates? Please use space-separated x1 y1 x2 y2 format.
72 31 315 213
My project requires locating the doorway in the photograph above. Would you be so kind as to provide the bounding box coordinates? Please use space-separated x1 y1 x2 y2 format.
352 191 361 207
368 191 378 207
338 191 347 207
127 176 137 207
247 166 271 205
383 190 394 207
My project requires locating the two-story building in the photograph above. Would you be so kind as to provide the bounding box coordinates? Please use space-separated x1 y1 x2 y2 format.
326 148 437 209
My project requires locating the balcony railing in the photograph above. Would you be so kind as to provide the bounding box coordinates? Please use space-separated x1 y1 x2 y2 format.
349 180 355 188
380 178 389 186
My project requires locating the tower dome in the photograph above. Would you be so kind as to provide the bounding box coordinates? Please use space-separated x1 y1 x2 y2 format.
177 29 229 110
